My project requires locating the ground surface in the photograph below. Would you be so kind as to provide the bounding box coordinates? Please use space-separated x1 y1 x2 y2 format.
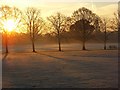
2 46 118 88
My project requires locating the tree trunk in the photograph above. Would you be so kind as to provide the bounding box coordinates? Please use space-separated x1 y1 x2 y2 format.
104 27 107 50
104 39 107 50
32 40 35 52
58 33 61 51
5 33 8 53
82 19 86 50
82 41 86 50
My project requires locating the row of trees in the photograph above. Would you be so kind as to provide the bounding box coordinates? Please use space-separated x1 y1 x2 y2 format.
0 5 118 53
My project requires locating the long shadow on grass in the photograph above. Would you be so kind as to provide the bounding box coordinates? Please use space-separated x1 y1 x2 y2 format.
2 53 8 61
36 50 83 61
37 52 67 61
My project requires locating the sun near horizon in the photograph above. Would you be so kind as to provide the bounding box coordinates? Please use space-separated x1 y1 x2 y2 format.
0 1 118 34
3 19 18 32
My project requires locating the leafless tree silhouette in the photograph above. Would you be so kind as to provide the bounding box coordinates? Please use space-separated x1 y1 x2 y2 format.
0 5 22 53
47 12 67 51
99 17 117 50
71 7 98 50
25 7 45 52
70 19 95 50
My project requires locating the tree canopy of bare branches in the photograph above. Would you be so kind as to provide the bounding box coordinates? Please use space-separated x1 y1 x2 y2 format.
47 12 67 51
25 7 45 52
71 7 98 50
0 5 22 53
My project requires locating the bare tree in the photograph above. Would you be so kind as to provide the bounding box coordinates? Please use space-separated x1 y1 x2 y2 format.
70 19 95 50
99 17 117 50
100 18 108 50
113 11 120 32
71 7 98 50
0 5 22 53
47 12 66 51
25 7 44 52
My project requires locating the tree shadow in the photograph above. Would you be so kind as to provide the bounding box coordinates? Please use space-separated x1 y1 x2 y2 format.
36 49 92 61
2 53 8 61
37 52 65 61
63 49 91 52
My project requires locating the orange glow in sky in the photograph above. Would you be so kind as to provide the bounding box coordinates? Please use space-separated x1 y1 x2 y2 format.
0 0 117 18
3 19 18 32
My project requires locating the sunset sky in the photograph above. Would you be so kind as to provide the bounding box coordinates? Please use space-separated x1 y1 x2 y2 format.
0 0 118 19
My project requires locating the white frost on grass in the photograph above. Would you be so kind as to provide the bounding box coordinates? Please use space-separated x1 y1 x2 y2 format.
2 49 118 88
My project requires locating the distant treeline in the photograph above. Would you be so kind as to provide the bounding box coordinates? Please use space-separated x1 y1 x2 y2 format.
0 6 119 52
1 30 118 45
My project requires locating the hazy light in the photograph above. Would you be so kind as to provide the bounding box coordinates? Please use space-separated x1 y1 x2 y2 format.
3 19 17 32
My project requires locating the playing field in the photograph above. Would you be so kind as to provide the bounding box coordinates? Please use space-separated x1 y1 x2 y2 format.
2 44 118 88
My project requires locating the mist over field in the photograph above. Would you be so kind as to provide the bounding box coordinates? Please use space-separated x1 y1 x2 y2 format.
1 43 118 53
2 49 118 88
0 1 119 88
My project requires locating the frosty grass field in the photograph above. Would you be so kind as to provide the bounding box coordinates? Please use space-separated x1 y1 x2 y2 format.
2 43 118 88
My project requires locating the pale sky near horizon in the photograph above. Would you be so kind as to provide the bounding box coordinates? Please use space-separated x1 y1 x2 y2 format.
0 0 118 19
